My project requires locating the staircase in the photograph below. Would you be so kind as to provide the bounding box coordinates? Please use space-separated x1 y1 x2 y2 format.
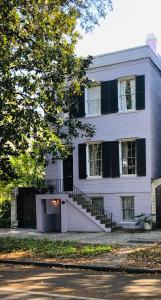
36 179 112 231
69 186 112 230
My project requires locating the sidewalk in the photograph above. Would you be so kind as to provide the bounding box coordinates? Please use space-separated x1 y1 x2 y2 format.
0 228 161 245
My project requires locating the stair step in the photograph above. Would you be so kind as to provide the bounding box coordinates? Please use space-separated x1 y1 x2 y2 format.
68 191 112 231
96 215 109 221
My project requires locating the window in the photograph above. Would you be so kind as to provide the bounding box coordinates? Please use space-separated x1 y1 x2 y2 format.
118 78 135 111
87 143 102 177
122 196 134 221
86 86 101 116
120 140 136 175
92 197 104 210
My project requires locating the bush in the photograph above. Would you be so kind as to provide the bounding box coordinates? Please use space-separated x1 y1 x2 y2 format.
0 200 11 228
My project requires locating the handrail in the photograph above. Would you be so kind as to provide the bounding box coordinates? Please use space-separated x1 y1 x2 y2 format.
35 178 112 225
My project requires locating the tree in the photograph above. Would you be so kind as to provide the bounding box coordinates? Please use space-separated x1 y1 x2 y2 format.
0 0 112 181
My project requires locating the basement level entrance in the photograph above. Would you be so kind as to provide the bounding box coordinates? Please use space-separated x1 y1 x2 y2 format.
63 155 73 191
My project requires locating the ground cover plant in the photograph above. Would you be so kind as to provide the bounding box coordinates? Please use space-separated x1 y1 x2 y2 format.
0 237 113 259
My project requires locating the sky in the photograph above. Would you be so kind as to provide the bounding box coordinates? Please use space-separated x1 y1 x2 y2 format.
76 0 161 57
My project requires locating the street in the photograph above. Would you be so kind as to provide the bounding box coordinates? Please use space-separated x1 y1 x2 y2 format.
0 264 161 299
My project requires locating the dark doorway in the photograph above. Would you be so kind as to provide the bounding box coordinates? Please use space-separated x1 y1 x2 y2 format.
41 199 61 232
156 185 161 228
17 188 37 228
63 155 73 191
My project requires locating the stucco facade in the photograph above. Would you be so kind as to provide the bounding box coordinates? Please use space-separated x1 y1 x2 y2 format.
46 40 161 229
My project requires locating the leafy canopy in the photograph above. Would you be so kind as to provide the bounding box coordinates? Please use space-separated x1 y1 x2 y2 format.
0 0 112 181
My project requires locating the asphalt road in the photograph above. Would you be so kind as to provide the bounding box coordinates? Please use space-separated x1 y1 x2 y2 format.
1 264 161 300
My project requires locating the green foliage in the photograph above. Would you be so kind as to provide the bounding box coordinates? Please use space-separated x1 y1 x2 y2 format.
0 0 112 181
0 200 11 228
9 149 45 187
0 237 113 258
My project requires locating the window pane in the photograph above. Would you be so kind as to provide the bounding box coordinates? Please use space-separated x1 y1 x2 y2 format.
87 86 101 115
88 144 102 176
122 196 134 221
92 197 104 210
121 141 136 175
119 78 135 111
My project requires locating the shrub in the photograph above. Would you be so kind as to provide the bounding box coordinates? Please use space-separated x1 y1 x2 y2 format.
0 199 11 228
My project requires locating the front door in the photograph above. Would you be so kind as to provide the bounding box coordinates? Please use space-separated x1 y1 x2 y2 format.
63 155 73 191
156 185 161 228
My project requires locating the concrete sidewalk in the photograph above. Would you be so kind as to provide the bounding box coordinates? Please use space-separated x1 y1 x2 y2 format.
0 228 161 245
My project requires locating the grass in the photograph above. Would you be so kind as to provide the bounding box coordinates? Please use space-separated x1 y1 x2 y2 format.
0 237 113 259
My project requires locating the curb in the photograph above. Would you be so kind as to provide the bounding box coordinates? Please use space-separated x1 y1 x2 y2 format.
0 259 161 274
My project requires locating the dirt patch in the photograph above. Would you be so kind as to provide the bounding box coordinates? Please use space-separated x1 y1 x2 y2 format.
121 244 161 269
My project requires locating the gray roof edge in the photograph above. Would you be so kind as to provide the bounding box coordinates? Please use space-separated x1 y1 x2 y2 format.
89 45 161 71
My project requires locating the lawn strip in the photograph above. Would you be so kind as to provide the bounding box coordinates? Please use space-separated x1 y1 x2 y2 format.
0 237 114 259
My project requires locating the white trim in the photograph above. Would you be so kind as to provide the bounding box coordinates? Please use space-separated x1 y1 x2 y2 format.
85 85 101 117
121 196 135 222
85 88 88 117
86 144 89 178
118 76 136 112
119 139 137 176
86 142 102 178
118 75 136 81
119 142 122 176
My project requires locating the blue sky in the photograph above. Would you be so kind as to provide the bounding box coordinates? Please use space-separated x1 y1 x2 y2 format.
76 0 161 56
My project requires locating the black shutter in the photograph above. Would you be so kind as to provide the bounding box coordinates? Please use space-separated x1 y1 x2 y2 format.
110 80 118 113
101 80 118 114
102 142 111 178
111 141 120 177
78 144 86 179
101 81 110 114
136 138 146 176
136 75 145 110
72 89 85 118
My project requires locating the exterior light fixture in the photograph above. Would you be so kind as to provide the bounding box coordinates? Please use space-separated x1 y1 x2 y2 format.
51 199 60 207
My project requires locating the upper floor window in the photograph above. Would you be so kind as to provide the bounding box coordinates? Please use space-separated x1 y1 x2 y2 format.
87 143 102 177
73 75 144 118
78 138 146 179
86 86 101 116
120 140 136 175
118 77 136 112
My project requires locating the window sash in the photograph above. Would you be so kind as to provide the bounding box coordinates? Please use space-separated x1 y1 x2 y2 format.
119 78 136 111
92 197 104 210
88 143 102 177
87 86 101 115
121 140 136 175
122 196 134 221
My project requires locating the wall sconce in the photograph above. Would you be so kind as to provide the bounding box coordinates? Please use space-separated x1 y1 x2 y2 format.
51 199 60 207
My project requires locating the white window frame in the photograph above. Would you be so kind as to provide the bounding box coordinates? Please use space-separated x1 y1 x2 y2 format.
85 86 101 117
119 139 137 176
118 76 136 112
86 142 102 178
121 196 135 221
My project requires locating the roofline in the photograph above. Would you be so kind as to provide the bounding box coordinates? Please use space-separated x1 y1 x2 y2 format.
92 45 156 59
87 44 161 72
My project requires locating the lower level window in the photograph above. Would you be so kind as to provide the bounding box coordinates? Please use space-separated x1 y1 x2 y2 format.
92 197 104 210
87 143 102 177
122 196 134 221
